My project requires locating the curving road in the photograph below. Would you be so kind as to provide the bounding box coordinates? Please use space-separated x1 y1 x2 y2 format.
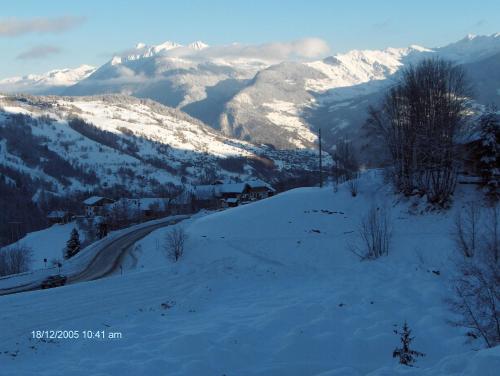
0 216 188 296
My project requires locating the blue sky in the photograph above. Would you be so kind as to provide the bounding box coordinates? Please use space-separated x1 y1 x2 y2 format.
1 0 499 78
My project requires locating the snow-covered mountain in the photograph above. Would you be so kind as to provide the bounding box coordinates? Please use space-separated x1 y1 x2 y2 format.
2 34 500 155
0 94 323 198
220 33 500 152
0 65 96 95
63 40 268 112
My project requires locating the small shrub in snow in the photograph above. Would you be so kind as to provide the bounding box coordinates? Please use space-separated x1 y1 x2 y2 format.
165 228 187 262
392 321 425 366
0 245 32 276
347 176 359 197
453 202 481 258
349 206 392 260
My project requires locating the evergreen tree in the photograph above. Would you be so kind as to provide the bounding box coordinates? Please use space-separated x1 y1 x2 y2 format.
393 321 425 367
477 108 500 200
65 228 81 259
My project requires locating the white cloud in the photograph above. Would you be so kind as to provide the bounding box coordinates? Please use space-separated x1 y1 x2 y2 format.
0 16 85 37
115 38 330 63
16 45 62 60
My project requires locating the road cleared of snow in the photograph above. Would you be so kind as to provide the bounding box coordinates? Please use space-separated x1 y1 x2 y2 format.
0 215 189 295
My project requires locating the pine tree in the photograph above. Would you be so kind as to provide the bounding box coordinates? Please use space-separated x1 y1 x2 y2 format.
392 321 425 367
65 228 81 259
478 109 500 200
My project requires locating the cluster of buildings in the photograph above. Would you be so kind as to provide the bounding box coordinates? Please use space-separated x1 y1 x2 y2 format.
47 179 275 224
193 179 275 209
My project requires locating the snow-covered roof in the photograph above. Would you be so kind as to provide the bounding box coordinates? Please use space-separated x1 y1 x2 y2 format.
218 183 249 194
83 196 110 206
47 210 67 218
195 180 274 200
225 197 239 204
106 198 169 212
247 179 275 191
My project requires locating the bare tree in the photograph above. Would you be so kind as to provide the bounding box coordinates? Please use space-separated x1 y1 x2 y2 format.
0 245 32 276
368 58 471 205
449 260 500 348
484 204 500 263
164 227 187 262
350 206 392 260
332 139 360 188
449 202 500 348
453 202 482 258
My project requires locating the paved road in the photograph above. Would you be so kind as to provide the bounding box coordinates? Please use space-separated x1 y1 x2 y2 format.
0 216 187 296
68 218 183 283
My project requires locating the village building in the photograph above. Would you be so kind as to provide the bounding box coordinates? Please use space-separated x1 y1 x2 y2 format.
47 210 73 224
83 196 115 217
194 179 275 209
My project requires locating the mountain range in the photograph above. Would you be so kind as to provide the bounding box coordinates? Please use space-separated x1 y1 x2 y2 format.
2 34 499 157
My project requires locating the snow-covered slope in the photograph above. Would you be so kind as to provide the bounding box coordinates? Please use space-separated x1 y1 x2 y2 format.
0 94 323 196
0 171 498 375
0 65 96 95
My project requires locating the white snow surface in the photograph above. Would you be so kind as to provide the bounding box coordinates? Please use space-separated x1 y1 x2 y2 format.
0 65 96 93
5 222 80 270
0 94 321 193
0 171 498 375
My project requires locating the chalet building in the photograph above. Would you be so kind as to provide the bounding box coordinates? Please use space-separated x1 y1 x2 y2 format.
83 196 115 217
47 210 72 224
105 198 169 218
194 179 275 209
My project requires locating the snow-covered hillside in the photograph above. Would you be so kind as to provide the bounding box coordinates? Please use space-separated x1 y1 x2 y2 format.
0 171 498 375
0 94 323 197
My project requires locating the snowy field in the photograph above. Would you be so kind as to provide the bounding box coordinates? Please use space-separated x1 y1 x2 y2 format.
6 222 82 270
0 171 499 375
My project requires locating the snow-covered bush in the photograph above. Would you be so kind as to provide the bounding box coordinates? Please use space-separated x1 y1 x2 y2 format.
349 206 392 260
347 176 359 197
164 228 187 262
0 245 32 276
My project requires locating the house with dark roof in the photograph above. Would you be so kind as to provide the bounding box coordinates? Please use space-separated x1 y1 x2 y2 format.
83 196 115 217
193 180 275 209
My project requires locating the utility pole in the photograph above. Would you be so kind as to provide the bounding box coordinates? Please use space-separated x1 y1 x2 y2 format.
318 128 323 188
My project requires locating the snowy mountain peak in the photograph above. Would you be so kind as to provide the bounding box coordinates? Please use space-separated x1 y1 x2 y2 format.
437 32 500 62
188 41 209 50
152 40 182 53
110 56 122 66
0 64 96 93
